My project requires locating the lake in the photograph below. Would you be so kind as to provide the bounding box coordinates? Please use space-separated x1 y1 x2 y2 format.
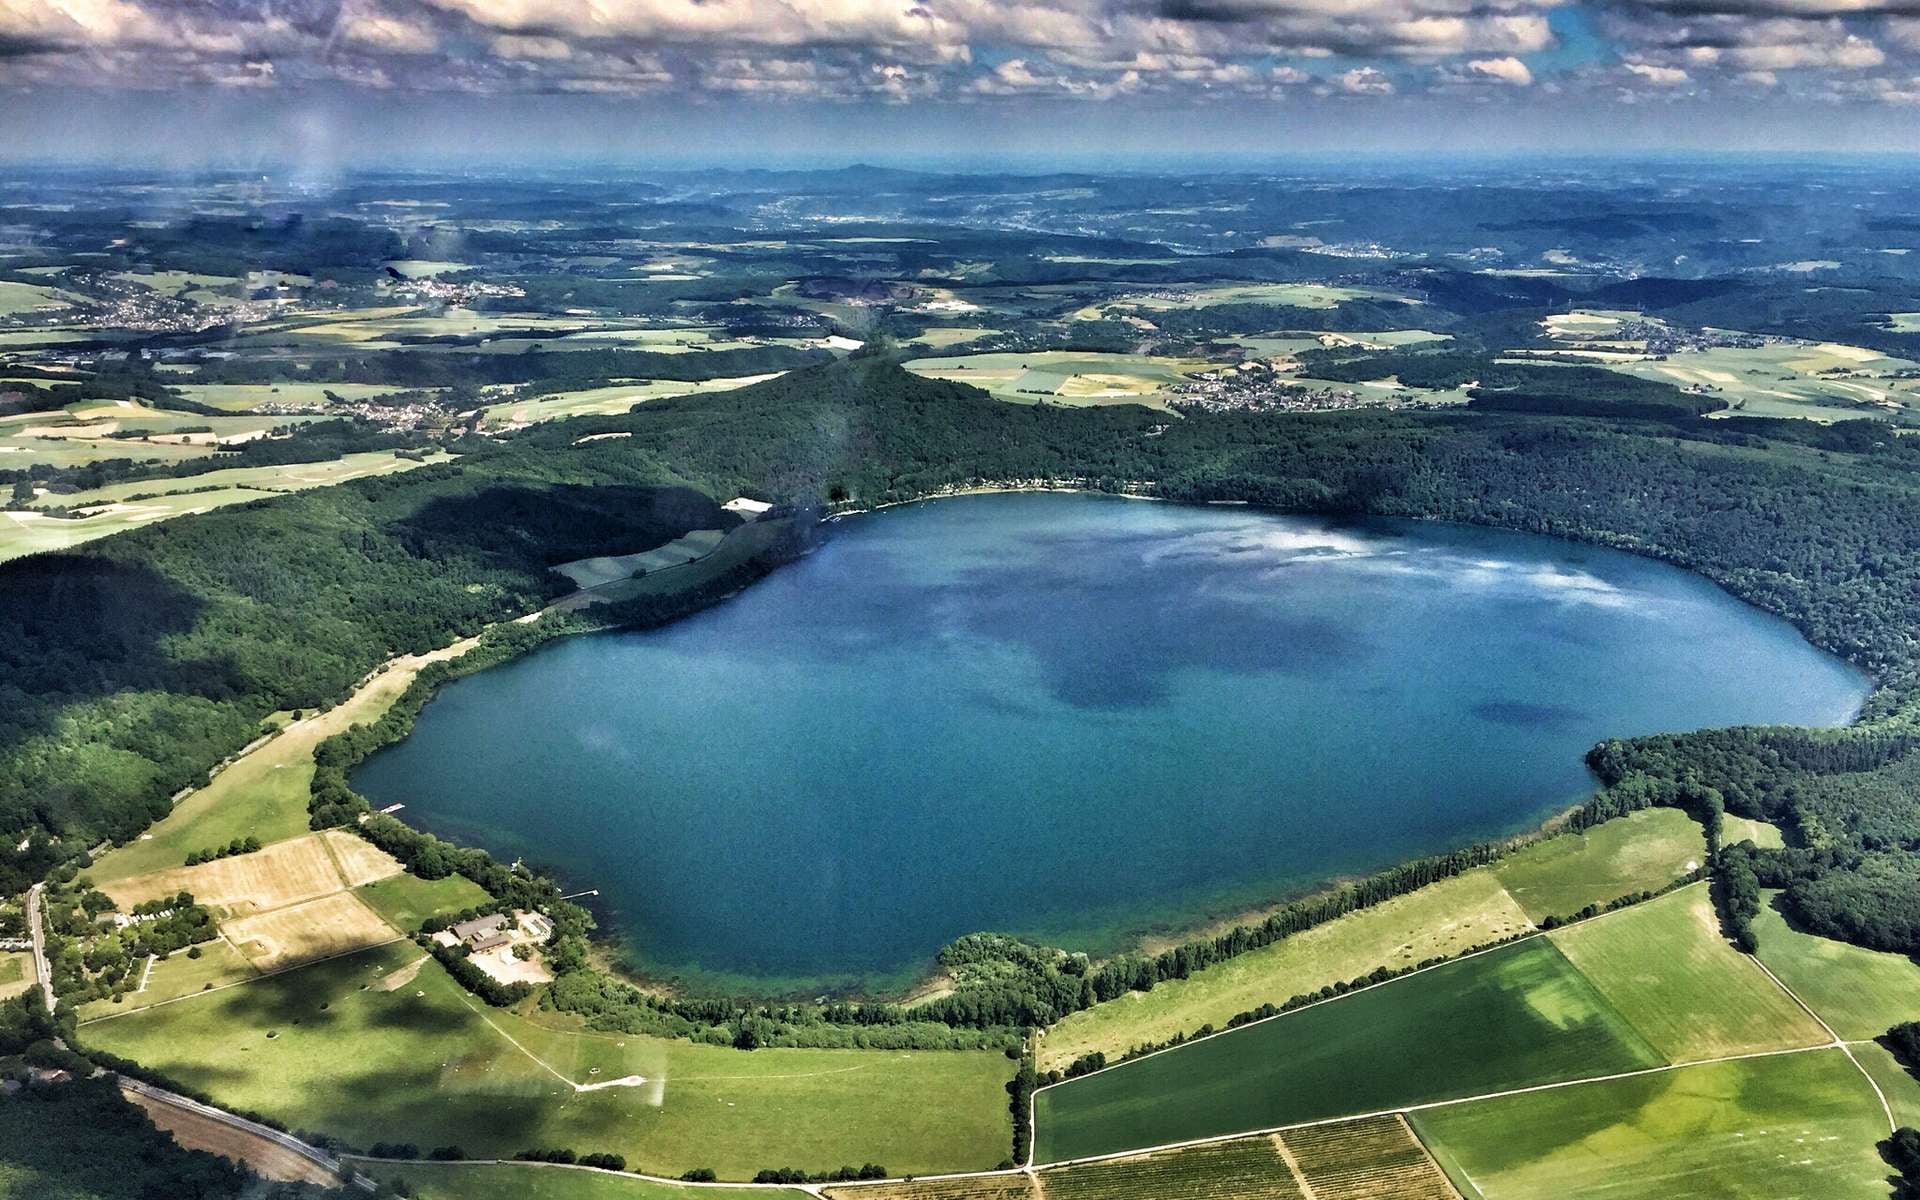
352 493 1869 993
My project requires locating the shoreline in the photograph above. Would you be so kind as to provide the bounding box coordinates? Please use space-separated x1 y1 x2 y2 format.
110 480 1878 1007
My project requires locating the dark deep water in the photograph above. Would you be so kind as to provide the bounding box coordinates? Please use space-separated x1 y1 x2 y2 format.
353 493 1869 991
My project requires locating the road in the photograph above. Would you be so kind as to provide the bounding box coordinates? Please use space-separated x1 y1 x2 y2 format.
118 1078 365 1191
24 881 55 1015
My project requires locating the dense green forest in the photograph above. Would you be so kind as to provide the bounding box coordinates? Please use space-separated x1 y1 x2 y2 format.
5 355 1920 971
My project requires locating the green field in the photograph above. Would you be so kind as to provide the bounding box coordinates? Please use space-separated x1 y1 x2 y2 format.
77 939 259 1021
1414 1050 1892 1199
1548 886 1826 1060
1721 815 1786 849
1751 894 1920 1040
0 489 276 563
1852 1041 1920 1127
362 1161 810 1200
355 871 492 931
479 375 777 427
1040 811 1704 1073
82 943 1015 1180
1038 869 1534 1072
169 382 404 412
0 280 73 316
1613 343 1920 423
1490 809 1704 922
1076 283 1409 319
903 352 1212 410
89 640 475 884
1033 938 1661 1164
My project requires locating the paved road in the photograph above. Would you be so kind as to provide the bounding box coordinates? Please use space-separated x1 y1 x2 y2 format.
24 882 55 1015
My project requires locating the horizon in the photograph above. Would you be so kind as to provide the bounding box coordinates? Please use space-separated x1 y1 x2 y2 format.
5 1 1920 165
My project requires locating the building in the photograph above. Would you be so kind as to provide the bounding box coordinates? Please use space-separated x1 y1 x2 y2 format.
449 914 508 944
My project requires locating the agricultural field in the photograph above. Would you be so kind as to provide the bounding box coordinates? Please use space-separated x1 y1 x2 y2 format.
555 528 729 589
366 1161 810 1200
478 375 777 427
1039 810 1697 1072
100 832 365 916
910 327 1001 349
1546 886 1827 1060
1278 1116 1459 1200
0 447 436 562
1620 344 1920 422
1073 283 1410 320
0 279 73 316
89 635 481 885
1041 1137 1303 1200
903 351 1214 409
222 890 398 972
168 381 403 411
554 517 796 612
1852 1042 1920 1128
1037 870 1533 1072
1 491 255 562
1412 1050 1892 1200
81 943 1018 1180
1033 938 1661 1164
1488 809 1703 923
1750 893 1920 1040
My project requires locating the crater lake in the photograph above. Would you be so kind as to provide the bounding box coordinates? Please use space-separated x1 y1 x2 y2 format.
352 493 1870 992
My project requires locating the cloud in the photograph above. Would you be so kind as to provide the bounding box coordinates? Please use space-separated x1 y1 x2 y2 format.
1468 55 1535 84
336 4 439 55
1625 60 1692 83
1 0 1920 109
1334 65 1395 94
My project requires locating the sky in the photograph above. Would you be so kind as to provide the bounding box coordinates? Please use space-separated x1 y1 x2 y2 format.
3 0 1920 164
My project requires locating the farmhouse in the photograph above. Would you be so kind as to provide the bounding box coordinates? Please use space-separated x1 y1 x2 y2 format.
449 913 508 945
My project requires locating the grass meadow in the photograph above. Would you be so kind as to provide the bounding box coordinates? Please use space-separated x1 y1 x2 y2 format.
1489 808 1704 923
90 637 479 884
355 872 493 932
1033 938 1661 1163
1751 893 1920 1040
903 352 1211 409
1037 870 1533 1072
1413 1050 1892 1200
1547 886 1828 1060
1039 811 1700 1073
81 944 1016 1180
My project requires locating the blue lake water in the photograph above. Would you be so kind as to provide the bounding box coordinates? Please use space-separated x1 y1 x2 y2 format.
352 493 1869 992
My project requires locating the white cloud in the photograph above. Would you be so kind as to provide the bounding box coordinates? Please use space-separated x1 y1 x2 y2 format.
1625 61 1691 84
337 5 439 55
1468 55 1534 85
1335 66 1395 94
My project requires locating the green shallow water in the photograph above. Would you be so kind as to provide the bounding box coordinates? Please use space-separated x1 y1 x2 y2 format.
353 493 1868 992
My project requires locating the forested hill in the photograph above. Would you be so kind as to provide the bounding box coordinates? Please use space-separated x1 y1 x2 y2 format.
6 357 1920 952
